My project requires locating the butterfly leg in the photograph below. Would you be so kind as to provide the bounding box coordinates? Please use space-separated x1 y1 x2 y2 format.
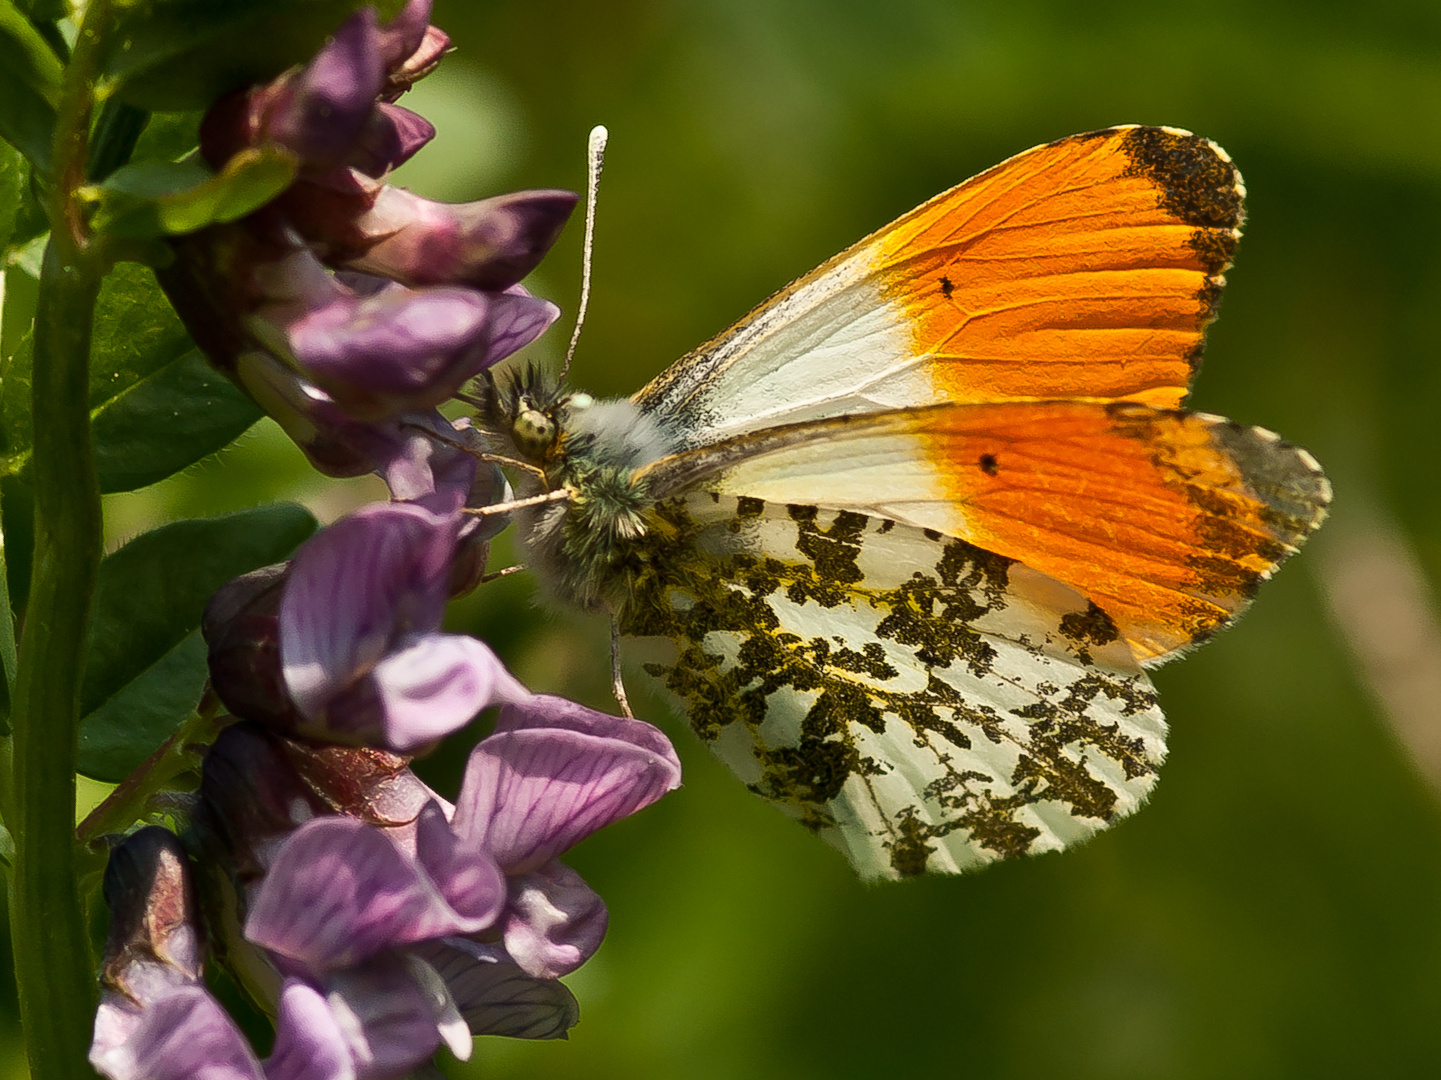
610 615 634 718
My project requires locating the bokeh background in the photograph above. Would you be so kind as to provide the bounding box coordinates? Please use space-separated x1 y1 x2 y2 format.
10 0 1441 1077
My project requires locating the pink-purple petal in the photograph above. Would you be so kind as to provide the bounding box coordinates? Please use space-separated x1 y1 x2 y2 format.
413 801 506 927
266 980 356 1080
322 958 452 1078
90 986 264 1080
267 10 385 166
286 283 491 416
340 187 577 291
244 817 494 971
349 103 435 175
370 632 530 751
233 354 402 480
376 0 436 71
452 722 683 874
410 940 579 1040
482 287 562 364
495 694 682 769
280 503 457 720
502 861 608 979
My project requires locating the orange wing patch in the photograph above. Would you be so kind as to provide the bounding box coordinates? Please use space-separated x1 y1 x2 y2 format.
915 401 1327 662
873 127 1244 409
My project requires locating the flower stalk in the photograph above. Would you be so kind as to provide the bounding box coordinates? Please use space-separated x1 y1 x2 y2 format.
7 3 121 1077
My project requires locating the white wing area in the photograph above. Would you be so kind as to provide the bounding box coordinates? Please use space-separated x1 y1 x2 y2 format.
623 493 1168 880
701 418 964 536
632 258 927 449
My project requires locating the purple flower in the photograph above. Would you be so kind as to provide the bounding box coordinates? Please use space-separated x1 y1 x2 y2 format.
278 501 529 751
192 728 500 1076
449 695 684 978
245 807 503 969
159 0 574 471
236 697 684 988
231 348 485 497
92 821 483 1080
120 6 681 1076
94 986 265 1080
280 183 579 291
191 698 681 1075
455 696 684 873
90 829 265 1080
204 566 304 738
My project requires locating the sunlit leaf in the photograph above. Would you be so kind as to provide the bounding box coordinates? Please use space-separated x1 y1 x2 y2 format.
0 0 61 171
0 332 32 479
130 110 203 166
77 630 208 782
1 262 263 490
80 505 318 720
104 0 404 112
0 139 22 253
93 148 297 239
94 349 263 493
13 1 64 21
0 507 15 731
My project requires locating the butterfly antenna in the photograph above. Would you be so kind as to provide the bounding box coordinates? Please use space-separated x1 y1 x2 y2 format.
610 615 635 718
560 124 608 382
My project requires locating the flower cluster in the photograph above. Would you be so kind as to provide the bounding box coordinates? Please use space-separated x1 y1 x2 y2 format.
92 4 681 1078
94 698 680 1079
156 0 576 496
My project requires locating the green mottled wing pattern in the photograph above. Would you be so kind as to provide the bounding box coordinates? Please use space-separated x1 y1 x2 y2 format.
620 493 1166 880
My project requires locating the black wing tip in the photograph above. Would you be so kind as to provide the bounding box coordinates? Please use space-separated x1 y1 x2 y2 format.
1117 125 1246 234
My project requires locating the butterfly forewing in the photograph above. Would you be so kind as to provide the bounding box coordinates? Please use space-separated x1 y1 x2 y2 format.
621 493 1167 880
634 126 1243 450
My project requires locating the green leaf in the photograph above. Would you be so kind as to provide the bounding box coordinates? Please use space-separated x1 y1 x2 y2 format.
3 189 46 263
0 0 62 172
14 1 65 22
80 504 318 720
93 147 298 240
77 630 207 782
93 348 263 493
1 262 264 490
89 100 152 183
0 505 16 730
130 110 202 167
0 331 32 477
0 139 22 253
105 0 403 112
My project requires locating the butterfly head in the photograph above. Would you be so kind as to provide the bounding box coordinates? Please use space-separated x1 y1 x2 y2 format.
475 364 679 611
481 363 675 480
481 364 592 467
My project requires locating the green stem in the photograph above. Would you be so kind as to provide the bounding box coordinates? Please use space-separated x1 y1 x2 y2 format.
8 3 119 1078
10 241 103 1080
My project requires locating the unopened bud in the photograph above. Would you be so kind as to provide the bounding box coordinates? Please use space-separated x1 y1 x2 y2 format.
100 828 203 998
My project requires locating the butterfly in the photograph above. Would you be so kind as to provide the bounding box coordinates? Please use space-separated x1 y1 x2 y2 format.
477 125 1331 881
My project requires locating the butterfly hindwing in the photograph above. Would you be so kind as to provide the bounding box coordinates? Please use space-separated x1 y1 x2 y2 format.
637 400 1331 665
620 492 1167 880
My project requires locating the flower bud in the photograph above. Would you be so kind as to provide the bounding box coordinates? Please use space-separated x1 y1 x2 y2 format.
99 828 204 996
203 565 305 734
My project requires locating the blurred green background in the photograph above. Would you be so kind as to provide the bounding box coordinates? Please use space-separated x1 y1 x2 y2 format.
12 0 1441 1077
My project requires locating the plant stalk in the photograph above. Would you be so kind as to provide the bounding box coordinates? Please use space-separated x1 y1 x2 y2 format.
9 238 104 1080
8 2 119 1077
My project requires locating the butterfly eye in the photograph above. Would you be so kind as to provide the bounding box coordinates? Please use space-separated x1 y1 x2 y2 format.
513 407 557 458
